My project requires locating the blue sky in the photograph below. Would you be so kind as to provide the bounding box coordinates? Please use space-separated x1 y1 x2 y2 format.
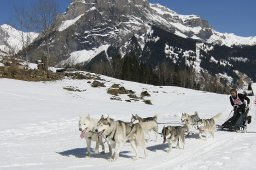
0 0 255 37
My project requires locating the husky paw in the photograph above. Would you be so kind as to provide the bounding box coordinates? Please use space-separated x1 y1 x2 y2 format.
95 150 99 154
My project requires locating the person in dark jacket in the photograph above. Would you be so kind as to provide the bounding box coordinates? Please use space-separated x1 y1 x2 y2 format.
228 88 251 130
222 88 251 131
229 88 250 114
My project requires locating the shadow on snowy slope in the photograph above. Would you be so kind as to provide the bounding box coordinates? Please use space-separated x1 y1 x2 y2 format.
56 148 131 159
147 144 169 152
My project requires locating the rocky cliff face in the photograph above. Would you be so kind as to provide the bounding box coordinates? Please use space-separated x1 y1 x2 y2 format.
20 0 256 92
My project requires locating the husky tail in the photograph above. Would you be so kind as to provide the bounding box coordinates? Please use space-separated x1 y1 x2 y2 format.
213 113 222 122
153 114 158 122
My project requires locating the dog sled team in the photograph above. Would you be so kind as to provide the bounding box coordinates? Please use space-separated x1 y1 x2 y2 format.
78 88 252 161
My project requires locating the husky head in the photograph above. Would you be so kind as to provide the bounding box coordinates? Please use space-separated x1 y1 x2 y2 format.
161 126 172 144
79 115 94 138
181 113 189 124
196 119 204 130
96 115 111 135
181 112 199 124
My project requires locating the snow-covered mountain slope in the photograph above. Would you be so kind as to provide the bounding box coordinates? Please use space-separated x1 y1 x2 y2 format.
25 0 256 65
150 3 256 47
0 24 38 56
0 73 256 169
19 0 256 92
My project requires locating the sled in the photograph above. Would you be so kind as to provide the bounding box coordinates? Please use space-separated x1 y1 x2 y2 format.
218 107 250 132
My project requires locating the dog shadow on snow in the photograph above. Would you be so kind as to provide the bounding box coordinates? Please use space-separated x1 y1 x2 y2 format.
147 144 169 152
56 148 131 159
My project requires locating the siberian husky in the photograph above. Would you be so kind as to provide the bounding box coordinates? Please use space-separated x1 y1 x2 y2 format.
79 115 106 157
197 113 222 139
131 114 158 141
161 125 186 153
96 115 147 161
181 112 200 135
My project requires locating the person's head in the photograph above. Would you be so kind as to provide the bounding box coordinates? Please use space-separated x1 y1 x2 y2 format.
230 88 237 97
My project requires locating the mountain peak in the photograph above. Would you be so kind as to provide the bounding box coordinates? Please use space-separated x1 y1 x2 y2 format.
0 24 38 56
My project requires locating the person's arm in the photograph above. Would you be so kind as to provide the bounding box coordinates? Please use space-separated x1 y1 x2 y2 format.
239 94 250 105
230 96 234 106
244 95 250 105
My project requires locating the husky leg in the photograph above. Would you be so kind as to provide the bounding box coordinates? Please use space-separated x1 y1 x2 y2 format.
108 143 112 155
140 139 148 158
85 138 91 157
101 142 105 154
210 131 215 138
113 142 123 160
99 137 105 154
199 132 204 139
167 139 172 153
110 143 115 159
181 136 185 149
95 140 99 154
153 127 158 141
205 132 208 140
130 140 139 160
145 131 150 142
176 138 180 149
143 146 148 158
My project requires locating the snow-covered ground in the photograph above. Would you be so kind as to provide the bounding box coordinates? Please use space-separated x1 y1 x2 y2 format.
0 74 256 170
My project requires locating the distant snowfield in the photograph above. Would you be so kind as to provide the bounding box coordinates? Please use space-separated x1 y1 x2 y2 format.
60 44 110 65
58 14 84 32
0 74 256 170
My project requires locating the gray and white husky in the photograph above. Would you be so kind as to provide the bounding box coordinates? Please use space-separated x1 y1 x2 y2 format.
181 112 200 135
131 114 158 141
79 115 106 157
161 125 186 153
96 115 147 161
197 113 222 139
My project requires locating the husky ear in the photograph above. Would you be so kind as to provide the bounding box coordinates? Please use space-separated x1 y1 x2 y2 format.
101 115 104 119
107 115 110 122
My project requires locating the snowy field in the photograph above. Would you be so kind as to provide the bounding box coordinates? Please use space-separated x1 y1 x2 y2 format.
0 73 256 170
